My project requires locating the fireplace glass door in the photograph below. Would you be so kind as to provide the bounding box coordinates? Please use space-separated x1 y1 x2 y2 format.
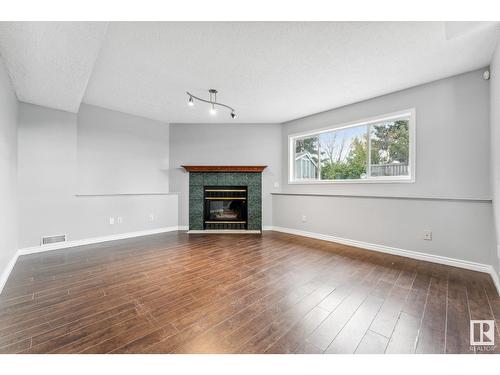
204 186 247 230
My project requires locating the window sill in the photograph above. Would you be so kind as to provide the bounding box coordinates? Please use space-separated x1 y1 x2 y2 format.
288 177 415 185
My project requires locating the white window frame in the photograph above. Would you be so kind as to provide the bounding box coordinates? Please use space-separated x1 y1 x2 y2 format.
288 108 416 184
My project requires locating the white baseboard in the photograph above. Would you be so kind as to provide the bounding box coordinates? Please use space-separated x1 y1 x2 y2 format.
3 225 499 296
269 226 500 295
491 268 500 297
17 226 182 256
0 251 19 295
177 226 189 231
0 226 183 295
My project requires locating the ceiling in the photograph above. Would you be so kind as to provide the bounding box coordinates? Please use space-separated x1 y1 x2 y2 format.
0 21 498 123
0 22 108 113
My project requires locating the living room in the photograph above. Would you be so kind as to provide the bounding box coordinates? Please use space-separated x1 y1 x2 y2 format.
0 2 499 373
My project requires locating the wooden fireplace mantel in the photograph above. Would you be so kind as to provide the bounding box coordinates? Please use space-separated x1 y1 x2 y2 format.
182 165 267 173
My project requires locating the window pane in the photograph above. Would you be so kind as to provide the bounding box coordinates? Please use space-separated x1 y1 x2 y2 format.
319 125 368 180
294 136 319 179
370 119 409 177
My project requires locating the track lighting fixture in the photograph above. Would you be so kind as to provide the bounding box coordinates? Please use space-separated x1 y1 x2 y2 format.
186 89 236 119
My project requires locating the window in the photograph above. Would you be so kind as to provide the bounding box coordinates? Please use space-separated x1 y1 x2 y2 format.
289 109 415 183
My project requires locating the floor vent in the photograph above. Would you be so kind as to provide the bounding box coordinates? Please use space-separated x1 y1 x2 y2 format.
41 234 67 246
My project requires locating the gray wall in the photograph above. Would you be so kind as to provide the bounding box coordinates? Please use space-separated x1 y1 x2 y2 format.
169 123 282 227
281 69 491 198
0 56 18 288
274 69 495 265
17 103 178 248
77 104 169 194
491 41 500 275
273 196 494 264
7 63 499 277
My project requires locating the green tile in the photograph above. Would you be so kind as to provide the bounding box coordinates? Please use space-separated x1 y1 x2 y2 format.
233 173 248 186
189 185 203 200
248 206 261 218
248 203 262 216
217 173 229 185
249 201 262 213
190 173 203 186
204 173 218 186
248 173 261 186
248 186 261 199
225 173 237 185
247 210 262 229
189 198 204 216
189 216 203 230
248 222 261 231
189 197 204 230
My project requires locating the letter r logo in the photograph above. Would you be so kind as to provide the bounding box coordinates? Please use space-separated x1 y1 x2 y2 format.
470 320 495 346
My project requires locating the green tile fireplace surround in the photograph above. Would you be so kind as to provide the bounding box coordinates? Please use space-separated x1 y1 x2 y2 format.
183 166 266 231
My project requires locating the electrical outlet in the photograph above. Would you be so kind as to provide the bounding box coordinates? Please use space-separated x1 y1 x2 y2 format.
149 214 155 222
424 230 432 241
109 217 115 225
301 215 307 223
273 182 280 188
117 216 123 224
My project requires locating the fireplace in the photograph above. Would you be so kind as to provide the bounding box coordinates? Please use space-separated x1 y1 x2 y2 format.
182 165 266 232
204 186 247 230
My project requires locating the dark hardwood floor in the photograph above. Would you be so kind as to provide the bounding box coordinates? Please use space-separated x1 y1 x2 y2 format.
0 231 498 354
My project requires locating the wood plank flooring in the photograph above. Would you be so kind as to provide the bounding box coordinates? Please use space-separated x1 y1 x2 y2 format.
0 231 498 354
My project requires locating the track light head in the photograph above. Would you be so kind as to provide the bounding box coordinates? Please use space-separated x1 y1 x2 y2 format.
186 90 234 118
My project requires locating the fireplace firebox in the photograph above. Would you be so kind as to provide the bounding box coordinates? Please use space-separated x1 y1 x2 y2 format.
204 186 247 230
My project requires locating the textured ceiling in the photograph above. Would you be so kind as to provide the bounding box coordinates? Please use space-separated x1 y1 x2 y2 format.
0 22 108 113
0 22 499 122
